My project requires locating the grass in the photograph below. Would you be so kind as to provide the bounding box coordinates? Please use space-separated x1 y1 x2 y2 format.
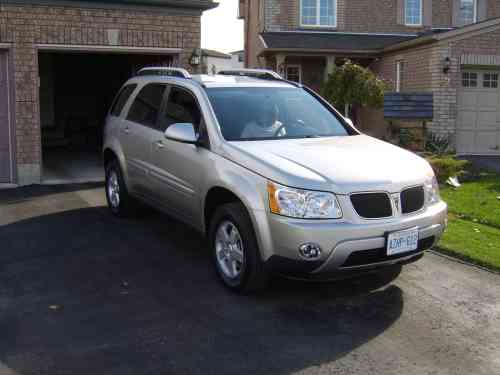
441 174 500 228
437 173 500 271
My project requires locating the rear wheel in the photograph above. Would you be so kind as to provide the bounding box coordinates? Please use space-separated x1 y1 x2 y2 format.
105 159 135 217
209 203 269 293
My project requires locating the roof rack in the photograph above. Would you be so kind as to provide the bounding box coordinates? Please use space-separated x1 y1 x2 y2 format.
137 67 192 79
218 68 283 80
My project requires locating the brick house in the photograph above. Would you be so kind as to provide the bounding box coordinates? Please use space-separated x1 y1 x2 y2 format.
239 0 500 155
0 0 217 186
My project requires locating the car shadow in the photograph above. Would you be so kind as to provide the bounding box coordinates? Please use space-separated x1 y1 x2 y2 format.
0 206 404 375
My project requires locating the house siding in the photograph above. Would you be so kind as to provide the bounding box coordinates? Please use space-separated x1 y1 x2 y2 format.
0 2 201 184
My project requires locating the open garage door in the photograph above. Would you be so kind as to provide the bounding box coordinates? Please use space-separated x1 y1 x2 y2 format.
0 51 13 183
457 70 500 155
39 51 174 183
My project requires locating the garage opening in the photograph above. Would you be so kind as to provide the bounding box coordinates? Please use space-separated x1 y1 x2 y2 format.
39 51 174 183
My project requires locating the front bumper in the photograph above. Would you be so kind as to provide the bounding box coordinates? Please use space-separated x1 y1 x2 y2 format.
261 200 447 276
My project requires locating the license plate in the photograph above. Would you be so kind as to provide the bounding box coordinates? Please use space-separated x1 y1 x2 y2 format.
387 228 419 256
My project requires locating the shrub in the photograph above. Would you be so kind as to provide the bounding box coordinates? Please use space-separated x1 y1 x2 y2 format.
425 132 451 155
426 155 468 184
321 60 386 115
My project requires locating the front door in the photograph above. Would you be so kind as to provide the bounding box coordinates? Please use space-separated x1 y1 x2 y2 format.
149 85 207 225
457 70 500 154
0 51 12 183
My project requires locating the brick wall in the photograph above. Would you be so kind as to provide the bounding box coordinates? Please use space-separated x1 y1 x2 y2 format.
0 2 201 184
262 0 500 33
358 43 436 137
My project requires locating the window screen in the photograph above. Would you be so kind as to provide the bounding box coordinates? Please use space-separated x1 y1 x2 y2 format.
405 0 422 25
110 84 137 117
460 0 476 25
126 84 166 127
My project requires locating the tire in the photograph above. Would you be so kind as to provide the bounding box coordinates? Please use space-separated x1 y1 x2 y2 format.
105 159 135 217
209 203 270 293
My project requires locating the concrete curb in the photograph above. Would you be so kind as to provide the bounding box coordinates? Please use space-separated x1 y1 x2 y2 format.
428 249 500 275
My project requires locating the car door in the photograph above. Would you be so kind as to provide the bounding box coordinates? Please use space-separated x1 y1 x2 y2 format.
121 83 167 194
149 85 209 224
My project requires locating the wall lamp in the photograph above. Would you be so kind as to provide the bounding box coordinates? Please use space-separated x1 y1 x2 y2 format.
443 57 451 74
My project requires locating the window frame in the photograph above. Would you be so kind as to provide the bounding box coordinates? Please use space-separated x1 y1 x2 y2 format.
125 83 168 129
404 0 423 26
300 0 337 28
459 0 477 25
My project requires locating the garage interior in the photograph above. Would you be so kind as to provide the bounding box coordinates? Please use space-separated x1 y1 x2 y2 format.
39 51 173 184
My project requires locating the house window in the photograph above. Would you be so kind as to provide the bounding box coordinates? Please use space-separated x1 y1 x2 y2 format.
459 0 477 25
462 72 478 87
483 73 499 88
286 65 302 83
405 0 422 26
396 61 404 92
301 0 337 27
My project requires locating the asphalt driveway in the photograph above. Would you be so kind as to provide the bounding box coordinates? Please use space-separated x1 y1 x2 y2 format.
0 184 499 375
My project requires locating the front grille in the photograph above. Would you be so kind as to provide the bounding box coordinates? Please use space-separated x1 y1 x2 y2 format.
350 193 392 219
341 236 435 268
401 186 425 214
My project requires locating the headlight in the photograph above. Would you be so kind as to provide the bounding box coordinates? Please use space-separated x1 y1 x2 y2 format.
267 181 342 219
425 176 440 205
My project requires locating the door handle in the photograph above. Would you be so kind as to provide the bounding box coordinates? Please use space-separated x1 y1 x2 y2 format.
156 140 164 149
123 126 130 134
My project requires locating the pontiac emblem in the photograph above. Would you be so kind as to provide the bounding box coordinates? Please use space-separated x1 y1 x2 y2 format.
394 197 400 211
392 194 401 213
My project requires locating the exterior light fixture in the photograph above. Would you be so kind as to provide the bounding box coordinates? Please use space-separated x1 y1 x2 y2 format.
190 48 201 66
443 57 451 74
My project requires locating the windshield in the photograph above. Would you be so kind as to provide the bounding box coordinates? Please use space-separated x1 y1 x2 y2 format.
205 87 352 141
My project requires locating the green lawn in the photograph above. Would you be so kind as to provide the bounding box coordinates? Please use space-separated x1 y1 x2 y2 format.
441 174 500 228
438 173 500 271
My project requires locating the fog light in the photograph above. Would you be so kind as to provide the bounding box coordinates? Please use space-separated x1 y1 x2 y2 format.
299 243 322 260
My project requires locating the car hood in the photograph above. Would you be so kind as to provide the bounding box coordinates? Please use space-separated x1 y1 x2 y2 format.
221 135 434 194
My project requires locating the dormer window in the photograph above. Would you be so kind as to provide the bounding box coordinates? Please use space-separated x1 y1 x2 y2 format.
459 0 477 25
405 0 422 26
301 0 337 27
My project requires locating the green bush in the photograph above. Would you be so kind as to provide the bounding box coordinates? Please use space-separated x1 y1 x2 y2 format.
426 155 468 184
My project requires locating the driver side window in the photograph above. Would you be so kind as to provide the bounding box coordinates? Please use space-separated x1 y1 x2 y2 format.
161 86 202 133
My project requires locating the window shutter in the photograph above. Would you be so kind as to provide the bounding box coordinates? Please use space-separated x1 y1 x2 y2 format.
477 0 487 22
423 0 433 26
397 0 405 25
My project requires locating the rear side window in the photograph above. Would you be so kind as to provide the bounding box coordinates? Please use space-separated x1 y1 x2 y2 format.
110 84 137 117
126 83 166 127
161 87 201 132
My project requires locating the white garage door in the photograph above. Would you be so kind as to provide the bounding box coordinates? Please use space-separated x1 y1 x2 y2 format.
457 70 500 155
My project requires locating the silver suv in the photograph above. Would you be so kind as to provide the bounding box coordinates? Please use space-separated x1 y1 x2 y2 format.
103 68 447 292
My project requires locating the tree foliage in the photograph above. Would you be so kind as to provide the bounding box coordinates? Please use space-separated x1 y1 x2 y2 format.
321 60 386 115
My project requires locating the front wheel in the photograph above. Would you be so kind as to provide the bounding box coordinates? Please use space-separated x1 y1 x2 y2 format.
209 203 269 293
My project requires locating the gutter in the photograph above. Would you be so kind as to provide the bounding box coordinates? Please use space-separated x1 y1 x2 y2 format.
1 0 219 10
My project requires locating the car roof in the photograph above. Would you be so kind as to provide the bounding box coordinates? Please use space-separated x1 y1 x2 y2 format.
124 74 299 90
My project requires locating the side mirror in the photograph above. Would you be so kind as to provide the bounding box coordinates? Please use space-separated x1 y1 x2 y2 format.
164 123 198 144
344 117 354 127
